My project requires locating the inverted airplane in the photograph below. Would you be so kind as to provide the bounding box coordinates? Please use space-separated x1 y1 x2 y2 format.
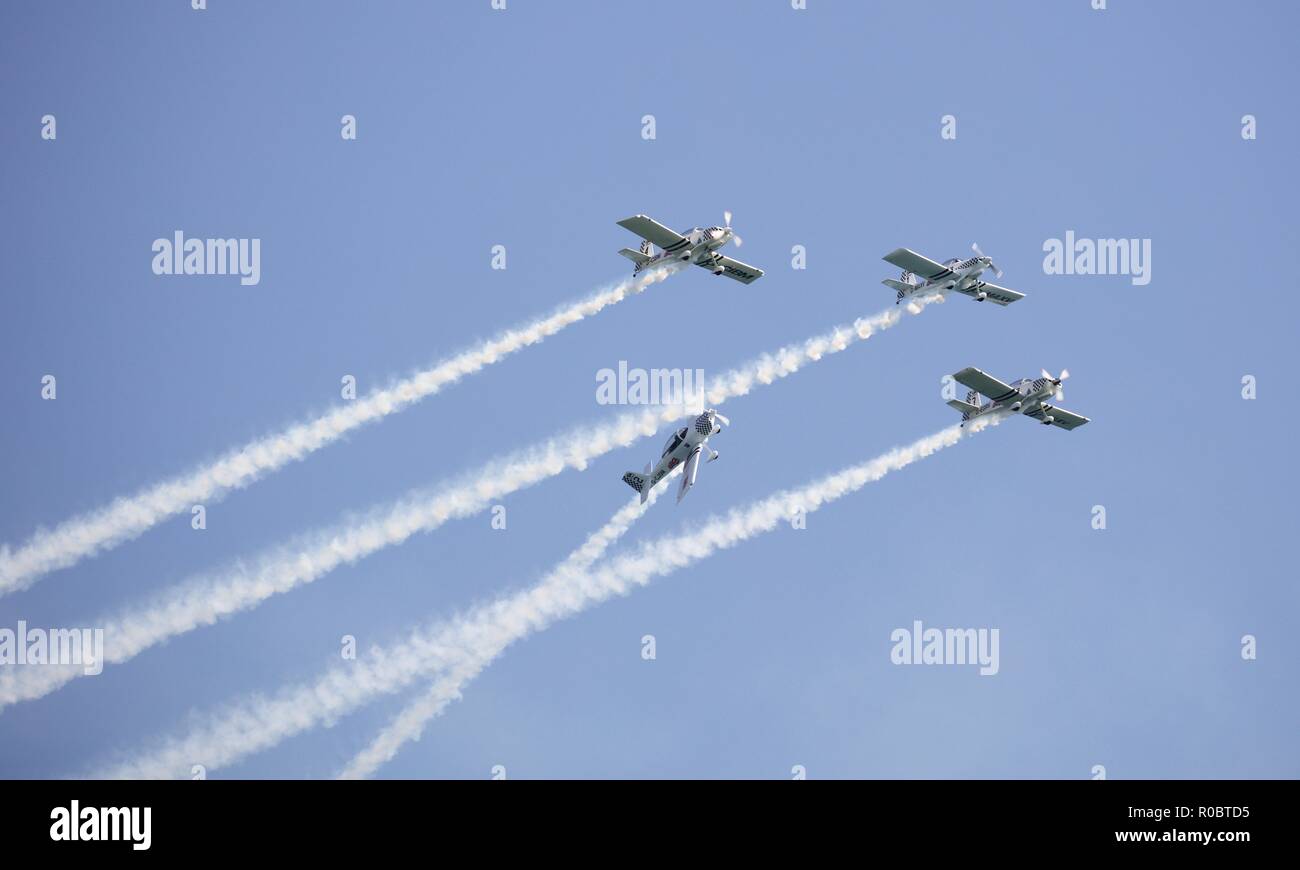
883 243 1025 306
947 367 1089 430
617 212 764 284
622 409 729 504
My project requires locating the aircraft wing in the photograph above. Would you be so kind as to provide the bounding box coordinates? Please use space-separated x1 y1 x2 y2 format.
709 255 764 284
955 281 1025 306
1027 406 1090 430
882 248 953 282
677 446 703 503
617 215 688 252
952 367 1018 402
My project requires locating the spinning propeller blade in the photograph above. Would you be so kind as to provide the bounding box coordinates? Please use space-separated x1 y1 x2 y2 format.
1041 368 1070 401
724 211 742 247
971 242 1003 278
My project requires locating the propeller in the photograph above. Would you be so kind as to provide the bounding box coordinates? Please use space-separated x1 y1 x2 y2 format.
711 410 731 428
1040 368 1070 401
723 211 743 247
971 242 1003 278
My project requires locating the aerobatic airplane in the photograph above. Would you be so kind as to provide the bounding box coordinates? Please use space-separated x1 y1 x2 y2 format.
883 243 1025 305
947 367 1090 430
622 409 729 504
617 212 764 284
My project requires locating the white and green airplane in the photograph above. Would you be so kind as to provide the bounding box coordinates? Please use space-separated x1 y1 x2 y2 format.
947 367 1089 430
883 243 1025 305
617 212 764 284
622 409 729 504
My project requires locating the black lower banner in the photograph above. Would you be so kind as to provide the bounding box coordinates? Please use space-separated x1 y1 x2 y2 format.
1 778 1285 856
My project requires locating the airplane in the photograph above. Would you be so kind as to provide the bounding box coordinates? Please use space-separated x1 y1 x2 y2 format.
622 409 729 504
882 243 1025 306
946 367 1090 430
617 212 764 284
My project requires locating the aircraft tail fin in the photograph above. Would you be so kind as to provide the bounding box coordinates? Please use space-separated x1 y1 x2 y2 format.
946 390 982 420
618 247 653 272
882 278 912 303
622 462 653 504
946 399 980 419
618 247 652 265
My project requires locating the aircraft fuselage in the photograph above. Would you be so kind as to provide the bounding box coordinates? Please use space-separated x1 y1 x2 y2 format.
966 377 1057 420
906 257 993 298
640 227 735 273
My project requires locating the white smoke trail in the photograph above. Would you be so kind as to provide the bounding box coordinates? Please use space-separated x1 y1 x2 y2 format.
0 266 679 597
1 293 943 712
339 472 676 779
93 412 999 779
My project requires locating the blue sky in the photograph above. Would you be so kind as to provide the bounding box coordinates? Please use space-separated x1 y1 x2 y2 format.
1 0 1296 778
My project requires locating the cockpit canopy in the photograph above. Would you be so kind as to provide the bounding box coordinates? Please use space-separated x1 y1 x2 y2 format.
662 427 688 457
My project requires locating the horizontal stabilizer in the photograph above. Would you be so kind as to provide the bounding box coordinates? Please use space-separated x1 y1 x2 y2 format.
882 278 912 292
946 399 981 415
618 247 652 266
